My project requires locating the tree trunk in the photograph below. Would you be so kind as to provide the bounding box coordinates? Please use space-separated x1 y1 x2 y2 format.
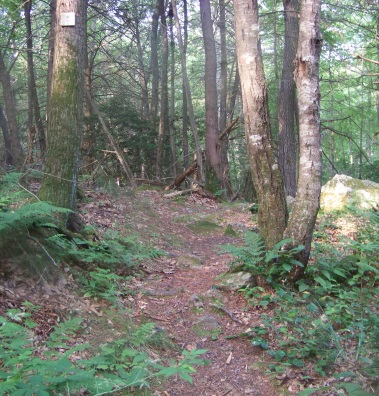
156 0 169 178
181 0 189 171
278 0 299 198
0 52 24 169
0 106 12 164
171 0 205 184
24 0 46 160
39 0 86 214
233 0 287 249
219 0 233 198
284 0 322 282
169 9 177 177
200 0 223 192
150 0 160 123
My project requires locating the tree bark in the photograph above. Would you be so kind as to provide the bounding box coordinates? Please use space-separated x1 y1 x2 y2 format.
233 0 287 249
24 0 46 160
171 0 205 184
156 0 169 178
278 0 299 198
0 106 12 164
181 0 189 171
169 8 177 177
218 0 233 198
0 52 24 169
284 0 322 282
39 0 86 213
200 0 223 192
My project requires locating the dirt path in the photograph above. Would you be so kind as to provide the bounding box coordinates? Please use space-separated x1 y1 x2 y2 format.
111 189 279 396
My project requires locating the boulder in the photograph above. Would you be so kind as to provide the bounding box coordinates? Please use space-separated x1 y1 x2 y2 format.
216 271 252 292
320 174 379 212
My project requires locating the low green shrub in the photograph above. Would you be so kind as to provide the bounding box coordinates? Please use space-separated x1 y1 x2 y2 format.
0 305 208 395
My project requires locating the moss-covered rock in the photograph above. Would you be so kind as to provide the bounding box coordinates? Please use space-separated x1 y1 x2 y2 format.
176 254 203 269
320 174 379 212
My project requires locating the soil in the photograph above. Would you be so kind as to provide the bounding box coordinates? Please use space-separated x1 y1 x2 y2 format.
0 185 295 395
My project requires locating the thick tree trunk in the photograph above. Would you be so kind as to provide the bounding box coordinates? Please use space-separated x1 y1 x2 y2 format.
0 52 24 169
39 0 86 213
284 0 322 282
233 0 287 249
278 0 299 198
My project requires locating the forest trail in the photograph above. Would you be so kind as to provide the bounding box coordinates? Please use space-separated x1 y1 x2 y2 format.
0 185 280 395
79 186 279 396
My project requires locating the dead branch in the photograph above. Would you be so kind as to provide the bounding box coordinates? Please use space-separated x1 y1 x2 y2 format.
87 92 137 189
219 117 239 140
165 161 197 190
163 188 200 198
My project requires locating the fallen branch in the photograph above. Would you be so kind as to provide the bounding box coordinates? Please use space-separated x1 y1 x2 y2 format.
166 161 197 190
210 303 243 324
163 187 200 198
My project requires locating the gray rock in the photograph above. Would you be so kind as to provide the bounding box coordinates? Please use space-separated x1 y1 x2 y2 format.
176 254 203 270
320 174 379 212
216 271 252 291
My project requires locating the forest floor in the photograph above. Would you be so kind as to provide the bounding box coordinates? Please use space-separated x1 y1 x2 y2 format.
1 184 352 395
79 185 279 396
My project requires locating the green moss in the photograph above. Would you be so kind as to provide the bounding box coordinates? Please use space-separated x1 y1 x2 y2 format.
188 220 222 235
223 225 237 237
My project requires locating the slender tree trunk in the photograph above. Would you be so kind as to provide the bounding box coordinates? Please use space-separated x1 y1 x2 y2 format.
39 0 86 214
200 0 223 192
0 52 24 169
132 1 149 118
219 0 233 197
24 0 46 160
150 0 160 123
278 0 299 198
227 66 240 124
284 0 322 282
156 0 169 178
0 106 12 164
169 10 177 177
233 0 287 249
181 0 189 170
47 0 56 116
171 0 204 183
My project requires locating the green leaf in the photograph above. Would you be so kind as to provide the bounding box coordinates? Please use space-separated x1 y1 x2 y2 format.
290 358 304 367
179 370 193 384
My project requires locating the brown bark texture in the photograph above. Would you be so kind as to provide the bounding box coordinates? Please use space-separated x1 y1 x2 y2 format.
156 0 169 178
233 0 287 249
284 0 323 281
278 0 299 198
39 0 86 211
0 52 24 169
200 0 223 192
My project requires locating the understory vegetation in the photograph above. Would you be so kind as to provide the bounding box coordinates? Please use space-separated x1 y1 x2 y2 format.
222 209 379 394
0 172 208 395
1 171 379 395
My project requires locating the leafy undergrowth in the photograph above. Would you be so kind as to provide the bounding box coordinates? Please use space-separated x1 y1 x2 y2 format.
1 170 379 395
0 172 209 395
223 208 379 395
